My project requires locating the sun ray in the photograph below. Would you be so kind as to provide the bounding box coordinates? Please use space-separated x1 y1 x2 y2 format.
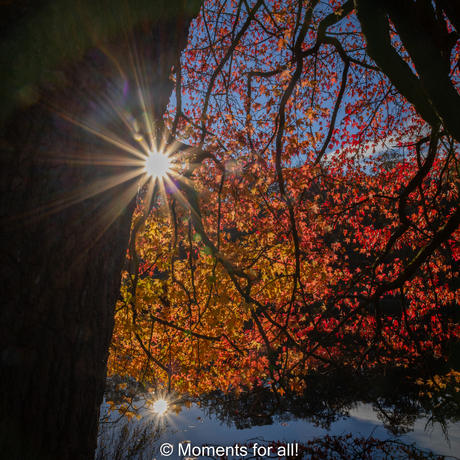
52 108 149 160
30 168 142 214
68 178 142 270
17 33 194 254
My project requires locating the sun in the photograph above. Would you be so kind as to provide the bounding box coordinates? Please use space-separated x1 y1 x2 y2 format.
143 149 171 178
152 398 168 415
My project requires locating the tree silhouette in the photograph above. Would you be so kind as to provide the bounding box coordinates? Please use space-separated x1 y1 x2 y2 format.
0 1 200 459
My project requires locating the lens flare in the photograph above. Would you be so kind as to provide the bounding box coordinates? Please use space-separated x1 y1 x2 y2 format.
143 150 171 178
152 398 168 414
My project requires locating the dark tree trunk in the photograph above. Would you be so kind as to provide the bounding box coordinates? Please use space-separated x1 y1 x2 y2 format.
0 1 200 459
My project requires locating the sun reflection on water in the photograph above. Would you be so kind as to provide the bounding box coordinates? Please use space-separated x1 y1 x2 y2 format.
152 398 168 415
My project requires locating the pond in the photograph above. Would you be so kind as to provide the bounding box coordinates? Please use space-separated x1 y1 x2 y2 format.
148 402 460 457
97 375 460 460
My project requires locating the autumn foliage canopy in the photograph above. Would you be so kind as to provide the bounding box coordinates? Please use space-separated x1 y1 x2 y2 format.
108 0 460 401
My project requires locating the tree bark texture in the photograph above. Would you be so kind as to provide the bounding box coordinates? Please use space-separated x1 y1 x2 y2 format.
0 1 200 459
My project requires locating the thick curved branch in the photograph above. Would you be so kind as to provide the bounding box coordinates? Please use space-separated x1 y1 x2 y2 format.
355 0 440 127
314 59 349 165
275 2 320 297
379 0 460 143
